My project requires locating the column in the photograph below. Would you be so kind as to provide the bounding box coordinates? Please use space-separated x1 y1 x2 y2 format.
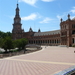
74 38 75 43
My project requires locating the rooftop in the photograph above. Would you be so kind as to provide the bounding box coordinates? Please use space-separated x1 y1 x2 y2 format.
34 30 60 36
72 17 75 21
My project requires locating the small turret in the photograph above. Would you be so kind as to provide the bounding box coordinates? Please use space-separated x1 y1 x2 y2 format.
38 29 41 32
29 27 33 32
60 18 63 22
67 14 71 21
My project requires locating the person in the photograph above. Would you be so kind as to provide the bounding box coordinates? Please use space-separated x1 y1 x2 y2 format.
24 48 26 54
67 45 69 48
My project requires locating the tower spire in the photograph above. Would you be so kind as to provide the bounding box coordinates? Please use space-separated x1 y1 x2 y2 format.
14 1 21 24
15 0 19 17
17 0 19 7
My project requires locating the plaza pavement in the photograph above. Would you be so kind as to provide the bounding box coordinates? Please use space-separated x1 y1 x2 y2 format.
0 46 75 75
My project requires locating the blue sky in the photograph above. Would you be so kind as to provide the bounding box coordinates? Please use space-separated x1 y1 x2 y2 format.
0 0 75 32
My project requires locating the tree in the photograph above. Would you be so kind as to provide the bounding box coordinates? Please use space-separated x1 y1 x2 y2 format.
6 32 12 37
2 37 14 52
21 38 28 49
0 31 11 38
14 38 28 50
0 38 4 47
14 39 22 50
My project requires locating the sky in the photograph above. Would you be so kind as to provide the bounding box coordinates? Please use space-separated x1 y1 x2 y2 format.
0 0 75 32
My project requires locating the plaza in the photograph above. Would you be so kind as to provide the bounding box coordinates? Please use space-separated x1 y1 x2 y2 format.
0 46 75 75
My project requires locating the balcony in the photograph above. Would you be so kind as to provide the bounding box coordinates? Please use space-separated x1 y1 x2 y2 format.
60 35 66 37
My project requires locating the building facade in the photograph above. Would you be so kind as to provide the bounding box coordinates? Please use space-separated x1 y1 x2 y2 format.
12 3 75 47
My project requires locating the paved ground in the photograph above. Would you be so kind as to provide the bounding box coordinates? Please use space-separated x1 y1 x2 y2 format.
0 46 75 75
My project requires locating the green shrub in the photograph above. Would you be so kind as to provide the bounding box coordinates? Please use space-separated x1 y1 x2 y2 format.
10 49 18 52
72 45 75 47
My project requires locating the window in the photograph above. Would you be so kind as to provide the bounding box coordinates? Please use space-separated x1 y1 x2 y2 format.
72 30 75 34
72 38 74 43
65 25 66 29
72 24 75 28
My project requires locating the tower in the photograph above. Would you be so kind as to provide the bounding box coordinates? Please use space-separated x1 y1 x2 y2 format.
12 3 24 40
60 14 75 46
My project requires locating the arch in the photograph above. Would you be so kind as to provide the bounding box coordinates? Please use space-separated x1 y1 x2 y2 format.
55 40 56 43
72 38 74 43
48 40 49 43
72 30 75 34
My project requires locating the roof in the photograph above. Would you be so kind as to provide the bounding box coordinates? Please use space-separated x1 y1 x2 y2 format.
29 27 33 32
34 30 60 36
72 17 75 21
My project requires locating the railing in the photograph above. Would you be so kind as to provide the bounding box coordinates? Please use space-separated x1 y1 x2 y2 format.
60 35 66 37
54 66 75 75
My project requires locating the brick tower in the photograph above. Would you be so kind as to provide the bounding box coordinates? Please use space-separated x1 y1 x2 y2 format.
12 3 24 40
60 14 75 46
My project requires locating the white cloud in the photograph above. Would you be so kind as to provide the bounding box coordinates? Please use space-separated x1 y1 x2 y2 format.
39 17 52 23
19 0 37 6
56 14 65 20
57 15 61 20
41 0 54 2
56 13 68 20
70 7 75 14
57 13 75 21
21 13 41 20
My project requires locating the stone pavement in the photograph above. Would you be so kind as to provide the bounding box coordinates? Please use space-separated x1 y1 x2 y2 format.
0 46 75 75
